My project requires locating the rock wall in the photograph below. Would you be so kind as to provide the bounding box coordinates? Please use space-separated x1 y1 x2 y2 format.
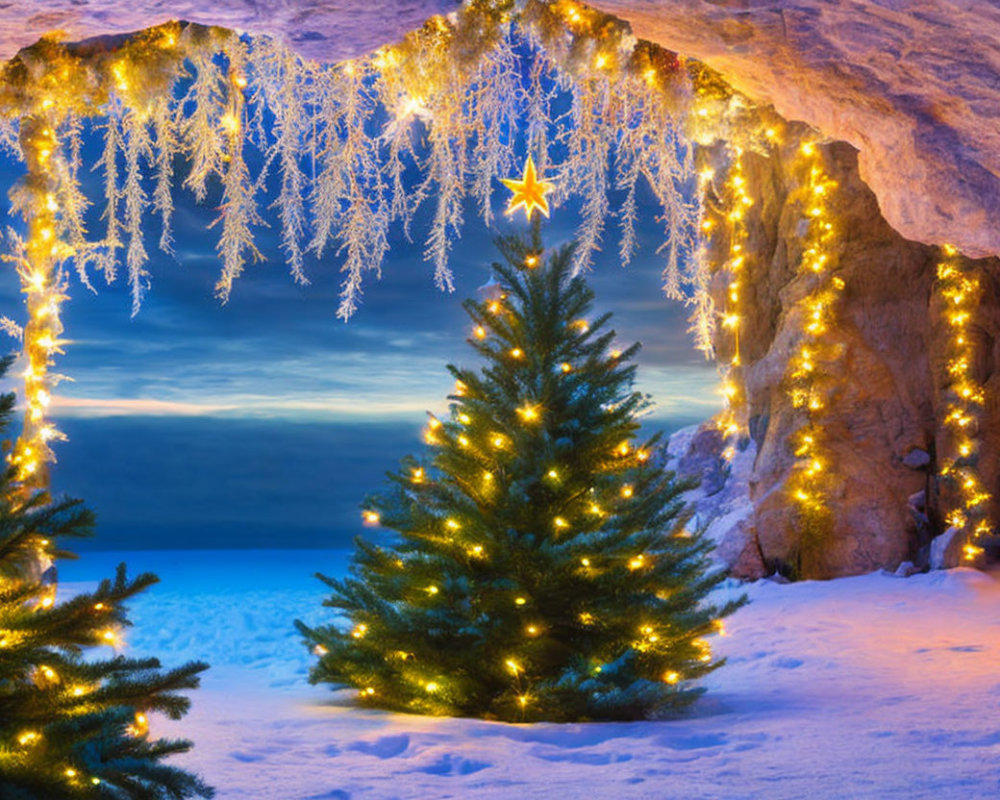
680 133 1000 578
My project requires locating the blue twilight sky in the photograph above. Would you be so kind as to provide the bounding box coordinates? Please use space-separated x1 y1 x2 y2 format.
0 125 719 551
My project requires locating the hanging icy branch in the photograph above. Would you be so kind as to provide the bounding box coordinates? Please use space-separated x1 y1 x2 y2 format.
255 39 310 284
467 34 521 228
0 5 722 323
122 110 153 314
212 40 265 303
180 46 228 203
95 112 122 284
151 97 178 256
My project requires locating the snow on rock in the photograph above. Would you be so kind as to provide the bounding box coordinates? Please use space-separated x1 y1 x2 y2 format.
929 526 965 570
0 1 457 64
64 549 1000 799
667 422 762 578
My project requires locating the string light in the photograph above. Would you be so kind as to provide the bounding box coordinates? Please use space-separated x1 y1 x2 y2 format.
9 116 69 496
786 142 842 535
517 404 540 422
936 244 992 556
710 146 751 461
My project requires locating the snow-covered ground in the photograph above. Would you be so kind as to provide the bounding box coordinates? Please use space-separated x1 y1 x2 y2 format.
60 550 1000 800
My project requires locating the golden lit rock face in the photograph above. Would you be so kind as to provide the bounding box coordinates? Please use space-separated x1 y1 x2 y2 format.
689 133 1000 579
591 0 1000 259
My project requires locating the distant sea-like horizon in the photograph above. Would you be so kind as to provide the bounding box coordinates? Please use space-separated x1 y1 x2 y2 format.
53 414 704 552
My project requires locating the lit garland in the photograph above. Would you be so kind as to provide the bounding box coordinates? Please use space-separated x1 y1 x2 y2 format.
785 142 843 547
936 244 992 559
6 114 69 499
709 146 752 460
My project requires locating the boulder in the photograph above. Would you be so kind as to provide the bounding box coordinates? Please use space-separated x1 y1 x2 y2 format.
902 449 931 470
929 526 965 570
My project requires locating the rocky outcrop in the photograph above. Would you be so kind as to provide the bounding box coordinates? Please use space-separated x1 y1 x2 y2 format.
686 134 1000 578
591 0 1000 260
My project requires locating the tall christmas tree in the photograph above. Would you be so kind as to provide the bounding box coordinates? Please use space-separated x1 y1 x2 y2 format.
0 354 213 798
298 160 744 722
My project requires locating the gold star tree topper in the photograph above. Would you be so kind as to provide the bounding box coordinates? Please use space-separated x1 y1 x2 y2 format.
502 155 555 220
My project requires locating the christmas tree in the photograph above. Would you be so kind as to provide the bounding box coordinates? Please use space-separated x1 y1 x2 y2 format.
0 354 213 798
298 211 744 722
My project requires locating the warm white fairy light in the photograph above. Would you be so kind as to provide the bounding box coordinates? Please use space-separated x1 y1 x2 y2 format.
713 147 751 461
786 142 842 527
936 244 992 558
8 115 69 506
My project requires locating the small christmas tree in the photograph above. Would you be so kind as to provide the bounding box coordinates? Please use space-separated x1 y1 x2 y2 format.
0 355 213 798
298 222 744 722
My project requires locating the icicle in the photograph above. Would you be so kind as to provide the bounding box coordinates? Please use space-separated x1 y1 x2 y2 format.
122 110 153 315
467 33 520 228
564 73 612 275
212 40 264 302
57 112 96 288
95 112 122 284
181 47 227 202
151 97 177 256
265 42 310 284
